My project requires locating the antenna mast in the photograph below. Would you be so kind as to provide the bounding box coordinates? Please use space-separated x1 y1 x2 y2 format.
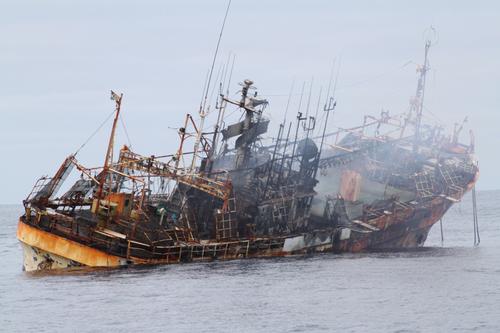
191 0 232 172
413 40 432 152
95 90 123 210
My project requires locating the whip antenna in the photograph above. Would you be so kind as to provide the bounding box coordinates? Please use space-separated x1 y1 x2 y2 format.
191 0 232 171
201 0 232 115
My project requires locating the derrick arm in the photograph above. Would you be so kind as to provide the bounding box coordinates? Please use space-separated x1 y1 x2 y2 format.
118 148 232 200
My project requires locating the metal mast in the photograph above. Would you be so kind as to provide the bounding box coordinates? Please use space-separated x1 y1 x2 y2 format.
235 79 255 168
190 0 231 172
95 91 123 210
413 40 431 152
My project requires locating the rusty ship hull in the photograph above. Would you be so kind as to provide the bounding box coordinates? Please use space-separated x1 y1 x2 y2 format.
16 190 472 271
17 42 479 271
17 156 478 272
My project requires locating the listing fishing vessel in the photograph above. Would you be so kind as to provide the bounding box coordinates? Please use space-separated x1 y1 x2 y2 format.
17 41 478 271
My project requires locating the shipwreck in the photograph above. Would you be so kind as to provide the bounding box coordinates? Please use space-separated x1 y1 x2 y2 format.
17 40 479 271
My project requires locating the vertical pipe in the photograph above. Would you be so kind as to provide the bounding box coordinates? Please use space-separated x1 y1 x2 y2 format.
472 186 480 246
278 122 292 184
263 123 284 196
439 218 444 247
413 41 431 153
288 112 304 178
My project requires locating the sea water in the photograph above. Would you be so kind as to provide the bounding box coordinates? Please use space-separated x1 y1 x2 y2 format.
1 191 499 332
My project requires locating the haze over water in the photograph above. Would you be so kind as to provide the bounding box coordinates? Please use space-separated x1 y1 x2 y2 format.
1 190 499 332
1 1 499 204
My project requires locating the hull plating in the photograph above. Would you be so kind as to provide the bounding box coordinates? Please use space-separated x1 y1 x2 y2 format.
17 221 127 271
17 207 443 272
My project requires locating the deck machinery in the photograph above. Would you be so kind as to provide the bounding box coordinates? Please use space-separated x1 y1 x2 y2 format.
17 45 478 271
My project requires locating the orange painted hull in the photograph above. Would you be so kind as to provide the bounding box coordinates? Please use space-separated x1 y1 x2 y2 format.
17 220 127 271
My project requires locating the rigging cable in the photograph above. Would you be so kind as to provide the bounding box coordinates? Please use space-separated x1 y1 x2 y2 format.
200 0 232 114
74 109 116 156
225 54 236 96
439 218 444 247
472 185 480 246
120 115 133 148
282 79 296 125
208 61 225 111
313 86 323 130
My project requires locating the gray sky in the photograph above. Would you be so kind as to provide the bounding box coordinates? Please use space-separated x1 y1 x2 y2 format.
1 0 499 204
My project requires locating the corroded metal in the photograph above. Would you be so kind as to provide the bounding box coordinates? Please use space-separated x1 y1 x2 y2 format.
17 43 479 271
17 221 126 271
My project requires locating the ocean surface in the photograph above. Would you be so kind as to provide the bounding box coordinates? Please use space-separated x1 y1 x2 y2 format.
1 190 499 332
